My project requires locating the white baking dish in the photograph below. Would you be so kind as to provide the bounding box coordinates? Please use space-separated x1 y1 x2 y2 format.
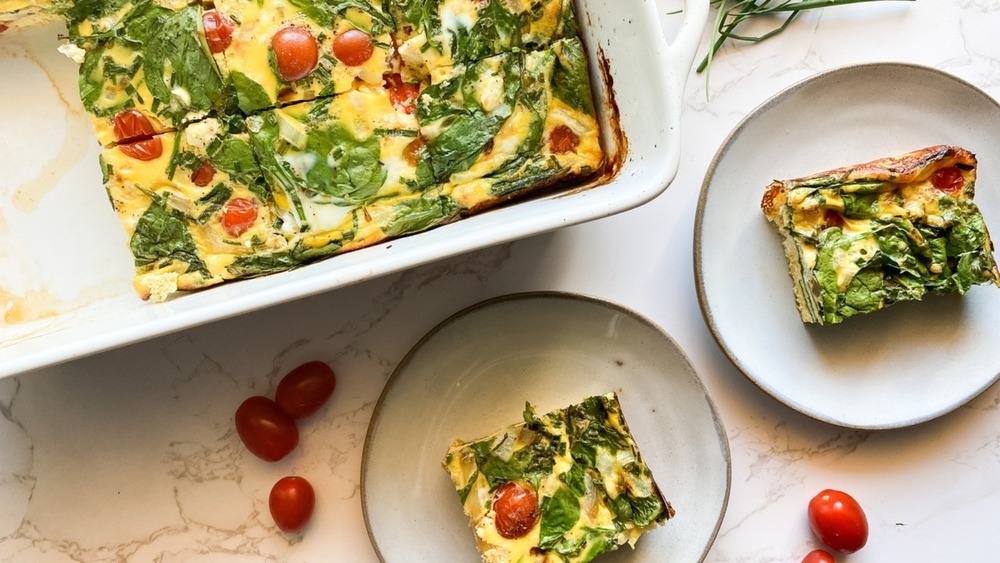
0 0 708 378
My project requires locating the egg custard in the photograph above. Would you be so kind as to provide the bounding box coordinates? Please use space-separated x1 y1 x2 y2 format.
9 0 604 300
762 145 1000 325
443 393 673 563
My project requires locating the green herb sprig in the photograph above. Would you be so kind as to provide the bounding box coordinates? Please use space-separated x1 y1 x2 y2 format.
699 0 913 76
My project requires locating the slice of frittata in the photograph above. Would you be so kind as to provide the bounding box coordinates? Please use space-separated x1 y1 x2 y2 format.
761 145 1000 325
443 393 673 563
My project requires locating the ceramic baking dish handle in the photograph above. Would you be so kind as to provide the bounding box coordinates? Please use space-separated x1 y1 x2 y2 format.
657 0 710 92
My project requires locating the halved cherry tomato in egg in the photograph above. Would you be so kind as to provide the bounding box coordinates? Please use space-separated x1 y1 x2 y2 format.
824 209 845 229
808 489 868 554
548 125 579 154
235 396 299 462
385 73 420 114
802 549 836 563
113 109 156 144
269 476 315 533
333 29 374 66
493 481 539 539
203 10 235 54
191 161 216 187
118 137 163 161
222 197 258 237
275 361 336 419
403 137 424 167
930 166 965 194
271 26 319 81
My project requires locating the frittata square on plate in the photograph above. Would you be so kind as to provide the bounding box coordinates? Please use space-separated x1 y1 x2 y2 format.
443 393 673 563
762 145 1000 324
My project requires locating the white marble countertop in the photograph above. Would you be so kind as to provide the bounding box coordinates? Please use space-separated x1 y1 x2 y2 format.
3 0 1000 561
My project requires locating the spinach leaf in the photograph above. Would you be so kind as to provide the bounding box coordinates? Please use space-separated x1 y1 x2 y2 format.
209 137 265 188
840 193 879 218
560 463 587 497
452 0 521 64
195 184 233 223
381 195 460 237
289 0 394 30
946 202 988 254
231 71 273 114
123 5 225 124
226 239 346 277
552 37 596 115
59 0 132 38
843 265 883 315
296 124 387 202
538 485 581 550
472 435 557 490
130 198 208 274
78 42 143 117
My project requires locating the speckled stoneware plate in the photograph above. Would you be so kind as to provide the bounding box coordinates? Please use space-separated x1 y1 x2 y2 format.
362 292 730 562
695 63 1000 429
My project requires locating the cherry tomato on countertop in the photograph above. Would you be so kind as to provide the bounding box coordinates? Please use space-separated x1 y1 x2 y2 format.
930 166 965 194
271 26 319 82
235 395 298 461
333 29 374 66
269 476 315 533
221 197 258 237
808 489 868 554
276 361 336 419
802 549 837 563
202 10 235 54
493 481 539 539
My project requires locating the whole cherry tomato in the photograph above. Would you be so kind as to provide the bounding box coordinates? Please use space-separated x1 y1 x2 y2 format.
802 549 837 563
221 197 258 237
269 476 315 533
235 396 298 461
271 26 319 81
191 161 216 187
275 361 336 419
113 109 156 143
493 481 539 539
333 29 374 66
930 166 965 194
548 125 580 154
808 489 868 554
118 138 163 161
202 10 235 53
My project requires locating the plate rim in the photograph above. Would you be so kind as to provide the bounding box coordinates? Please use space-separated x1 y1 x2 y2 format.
693 61 1000 430
360 291 732 562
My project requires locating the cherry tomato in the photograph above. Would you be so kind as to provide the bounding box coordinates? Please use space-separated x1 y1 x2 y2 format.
269 476 316 533
235 396 298 462
802 549 837 563
191 161 216 187
548 125 580 154
113 109 156 143
222 197 258 237
271 26 319 81
930 166 965 194
202 10 235 54
493 481 539 539
333 29 374 66
275 361 336 419
118 138 163 161
824 209 844 229
808 489 868 554
403 137 424 167
385 73 420 114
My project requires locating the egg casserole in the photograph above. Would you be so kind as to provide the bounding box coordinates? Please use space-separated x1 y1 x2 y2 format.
762 145 1000 324
6 0 604 300
443 393 673 563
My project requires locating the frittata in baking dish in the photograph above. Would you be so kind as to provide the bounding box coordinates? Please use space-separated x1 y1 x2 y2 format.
443 393 673 562
6 0 605 301
762 145 1000 325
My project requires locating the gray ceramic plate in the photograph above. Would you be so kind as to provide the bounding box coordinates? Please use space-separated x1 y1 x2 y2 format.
362 292 730 562
695 63 1000 429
